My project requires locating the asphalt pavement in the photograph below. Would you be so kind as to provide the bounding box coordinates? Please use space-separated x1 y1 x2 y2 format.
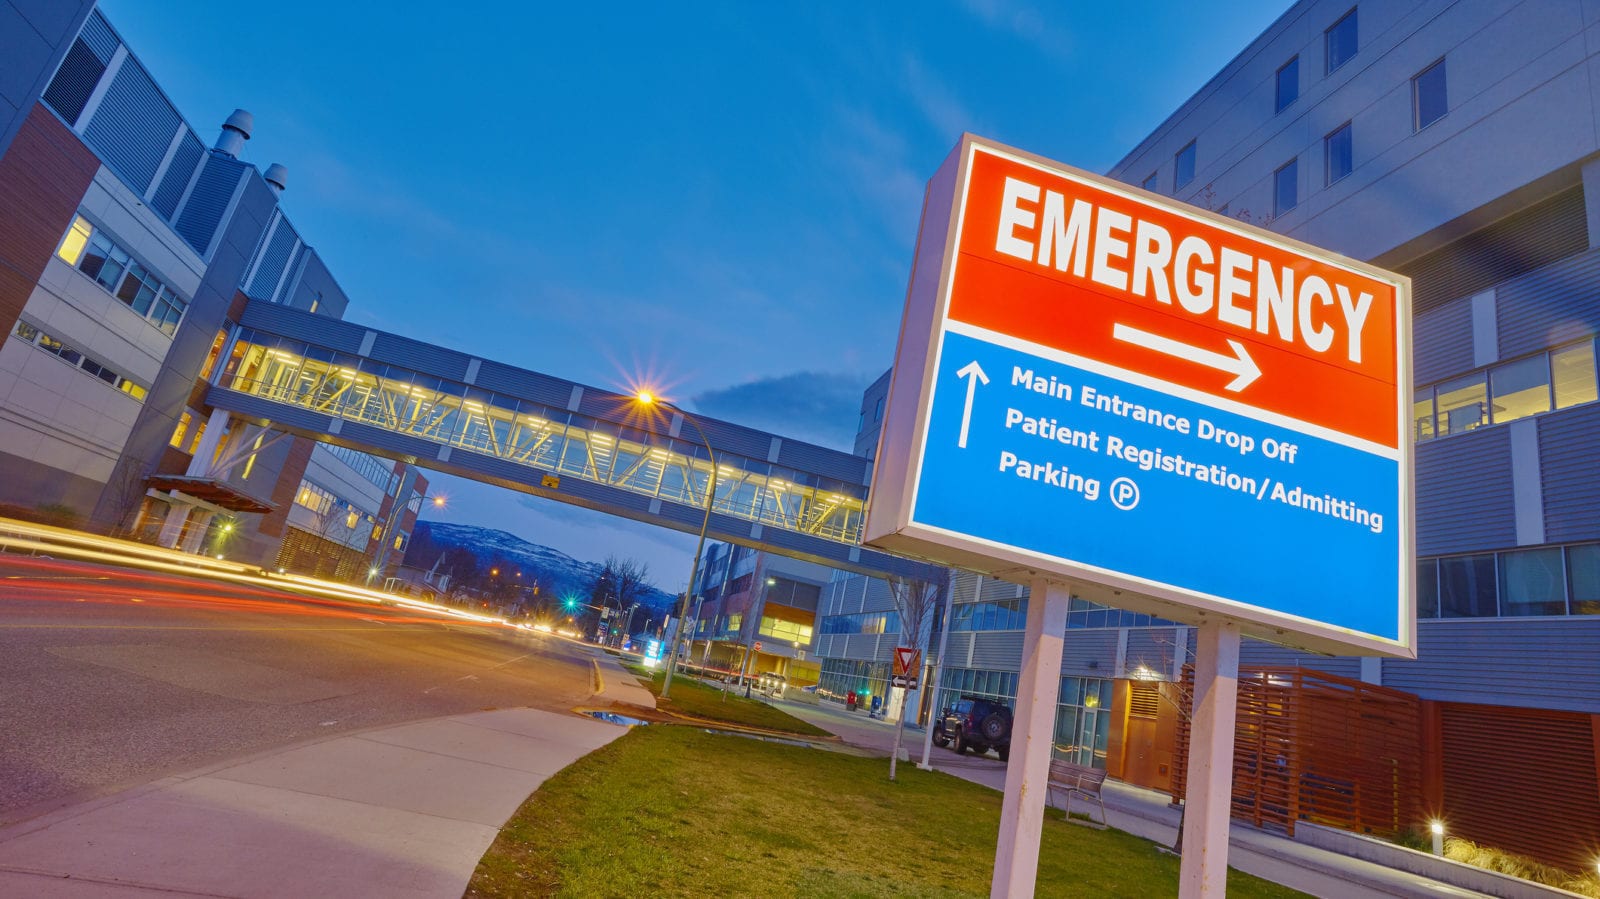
0 648 652 898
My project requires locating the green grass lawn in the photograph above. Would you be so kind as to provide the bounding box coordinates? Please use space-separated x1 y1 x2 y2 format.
466 725 1307 898
624 665 831 737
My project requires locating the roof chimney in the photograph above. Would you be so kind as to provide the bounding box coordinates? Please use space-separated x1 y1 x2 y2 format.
215 109 253 158
263 163 287 194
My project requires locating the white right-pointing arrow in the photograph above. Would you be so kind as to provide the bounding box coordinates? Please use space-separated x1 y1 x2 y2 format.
1112 323 1262 392
955 360 989 448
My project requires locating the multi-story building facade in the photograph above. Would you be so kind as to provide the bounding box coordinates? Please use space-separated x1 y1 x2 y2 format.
0 3 425 580
820 0 1600 868
686 542 830 688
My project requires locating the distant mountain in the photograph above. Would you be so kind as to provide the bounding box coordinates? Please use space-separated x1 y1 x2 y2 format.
402 521 675 614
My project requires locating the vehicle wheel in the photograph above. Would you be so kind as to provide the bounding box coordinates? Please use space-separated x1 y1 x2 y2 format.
932 726 946 747
980 712 1010 743
997 746 1010 762
953 731 966 754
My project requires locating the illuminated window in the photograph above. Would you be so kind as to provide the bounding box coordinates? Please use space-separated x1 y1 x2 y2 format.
1435 372 1486 434
1489 355 1550 424
1551 342 1597 408
171 411 192 449
1413 388 1435 441
56 215 92 266
57 212 189 334
345 509 360 529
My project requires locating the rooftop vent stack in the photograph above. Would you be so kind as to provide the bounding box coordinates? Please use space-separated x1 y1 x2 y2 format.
263 163 287 194
215 109 253 157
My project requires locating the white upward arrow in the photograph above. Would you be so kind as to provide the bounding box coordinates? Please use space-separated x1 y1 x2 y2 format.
1112 323 1262 392
956 360 989 448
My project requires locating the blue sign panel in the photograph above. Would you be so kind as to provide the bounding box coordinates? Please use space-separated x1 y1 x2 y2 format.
913 329 1402 641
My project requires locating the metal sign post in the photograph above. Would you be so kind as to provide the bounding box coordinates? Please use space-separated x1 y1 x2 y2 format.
1179 621 1241 897
992 578 1070 897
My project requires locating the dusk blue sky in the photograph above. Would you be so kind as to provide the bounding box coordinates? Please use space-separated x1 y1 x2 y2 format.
101 1 1289 588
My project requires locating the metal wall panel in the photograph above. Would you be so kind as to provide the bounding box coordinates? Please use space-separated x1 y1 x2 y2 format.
942 632 974 667
1124 627 1181 674
472 360 578 409
246 216 298 300
239 302 366 353
369 332 472 382
149 128 200 220
1413 299 1473 386
174 153 245 255
1539 404 1600 543
278 248 349 319
1496 246 1600 360
82 58 178 193
1061 630 1117 676
971 631 1025 669
1382 617 1600 713
775 441 873 488
1415 427 1516 555
78 9 117 61
41 38 105 125
1239 641 1311 668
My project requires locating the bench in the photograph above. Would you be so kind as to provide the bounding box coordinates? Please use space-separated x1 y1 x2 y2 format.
1048 760 1108 828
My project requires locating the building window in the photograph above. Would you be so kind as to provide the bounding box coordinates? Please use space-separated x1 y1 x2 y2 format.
1274 159 1298 216
1439 554 1497 618
1551 341 1598 408
1413 58 1447 130
1499 548 1566 616
1275 56 1299 112
1142 171 1159 192
1325 122 1353 185
1325 8 1358 75
1568 544 1600 614
1488 355 1551 424
1174 141 1196 190
1416 560 1439 618
10 319 147 402
1413 388 1436 442
1435 372 1486 434
55 214 189 335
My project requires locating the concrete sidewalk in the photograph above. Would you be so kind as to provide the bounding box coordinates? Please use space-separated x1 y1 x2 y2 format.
0 649 651 898
775 696 1511 899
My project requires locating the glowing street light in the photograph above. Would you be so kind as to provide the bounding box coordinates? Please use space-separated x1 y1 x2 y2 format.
635 388 716 701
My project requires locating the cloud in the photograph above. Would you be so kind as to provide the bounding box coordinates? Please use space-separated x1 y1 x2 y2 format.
955 0 1075 61
691 370 873 451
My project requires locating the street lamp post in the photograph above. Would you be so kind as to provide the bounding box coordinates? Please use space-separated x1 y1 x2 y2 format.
636 391 717 701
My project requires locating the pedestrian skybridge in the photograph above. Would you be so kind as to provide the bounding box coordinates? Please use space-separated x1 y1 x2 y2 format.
205 301 935 581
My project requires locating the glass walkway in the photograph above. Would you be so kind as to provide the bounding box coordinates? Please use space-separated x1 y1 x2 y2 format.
205 301 934 580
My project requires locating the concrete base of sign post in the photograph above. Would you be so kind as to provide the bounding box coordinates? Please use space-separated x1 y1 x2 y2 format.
1179 620 1242 898
991 577 1070 898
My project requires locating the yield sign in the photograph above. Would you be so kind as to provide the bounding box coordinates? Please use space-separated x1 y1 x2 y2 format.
892 647 921 678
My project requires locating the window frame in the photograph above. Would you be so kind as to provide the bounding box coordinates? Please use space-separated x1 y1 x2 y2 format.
1412 57 1448 131
1274 158 1299 216
1325 8 1358 75
1174 140 1197 190
1324 121 1353 186
1275 56 1300 113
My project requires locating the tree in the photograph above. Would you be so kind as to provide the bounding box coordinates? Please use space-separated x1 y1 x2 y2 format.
886 572 944 782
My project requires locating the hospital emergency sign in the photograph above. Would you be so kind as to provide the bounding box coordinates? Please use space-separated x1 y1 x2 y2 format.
865 135 1415 658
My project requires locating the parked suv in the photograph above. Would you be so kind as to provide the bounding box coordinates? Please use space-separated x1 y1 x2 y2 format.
932 696 1013 761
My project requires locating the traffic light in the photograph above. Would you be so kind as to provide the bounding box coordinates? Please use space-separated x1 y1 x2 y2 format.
564 596 577 611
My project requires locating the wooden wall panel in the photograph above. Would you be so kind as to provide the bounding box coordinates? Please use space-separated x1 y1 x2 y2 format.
0 104 98 335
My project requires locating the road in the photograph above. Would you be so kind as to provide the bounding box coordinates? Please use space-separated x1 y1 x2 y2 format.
0 552 599 826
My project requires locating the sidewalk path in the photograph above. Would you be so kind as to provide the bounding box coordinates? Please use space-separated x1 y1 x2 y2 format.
0 648 651 898
774 696 1500 899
